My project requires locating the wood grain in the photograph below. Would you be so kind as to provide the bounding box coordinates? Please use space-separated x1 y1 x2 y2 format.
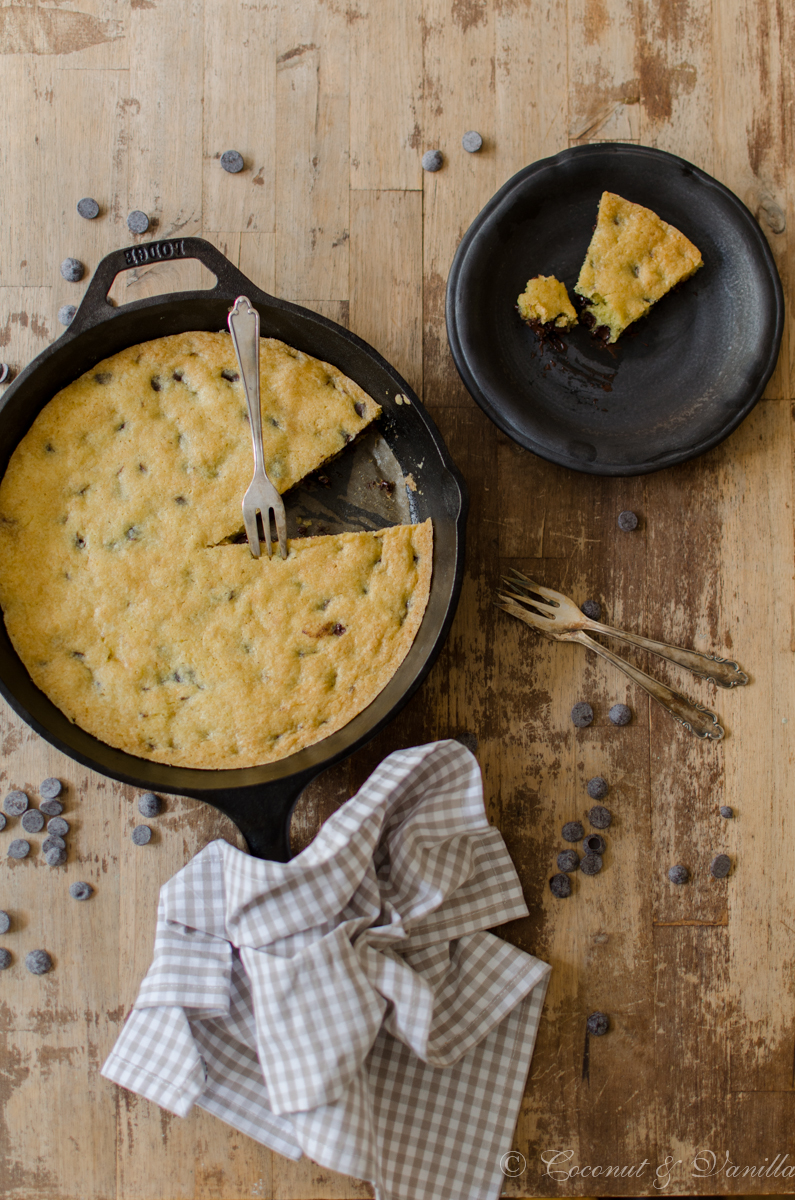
0 0 794 1196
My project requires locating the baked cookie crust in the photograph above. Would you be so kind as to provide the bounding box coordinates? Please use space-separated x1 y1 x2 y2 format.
575 192 703 342
517 275 578 329
0 332 433 769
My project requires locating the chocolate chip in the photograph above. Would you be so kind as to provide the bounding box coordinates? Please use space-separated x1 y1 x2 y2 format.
571 702 594 728
60 257 84 282
581 599 602 621
587 1012 609 1036
609 703 632 726
21 810 44 834
127 210 149 234
0 949 10 970
39 799 63 817
4 791 28 816
462 130 483 153
45 847 67 866
26 950 52 975
77 197 100 220
69 882 92 901
40 778 62 800
583 833 606 855
557 849 579 873
720 805 733 818
47 817 69 837
421 149 443 172
0 364 11 385
221 150 245 173
549 873 572 898
588 805 612 829
132 825 151 845
0 814 5 831
138 792 161 818
617 510 638 531
7 839 30 859
710 853 731 879
586 776 608 799
580 852 603 875
42 836 66 853
668 864 689 884
58 304 77 326
94 372 113 385
0 912 9 934
354 401 365 417
221 369 239 382
562 821 584 843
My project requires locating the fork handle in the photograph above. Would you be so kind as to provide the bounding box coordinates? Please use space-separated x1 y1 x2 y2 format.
566 630 724 740
228 296 265 474
584 621 748 688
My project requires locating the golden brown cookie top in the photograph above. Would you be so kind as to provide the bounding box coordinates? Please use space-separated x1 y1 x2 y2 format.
517 275 578 329
575 192 703 342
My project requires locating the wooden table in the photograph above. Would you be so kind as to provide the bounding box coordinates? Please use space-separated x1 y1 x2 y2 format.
0 0 792 1196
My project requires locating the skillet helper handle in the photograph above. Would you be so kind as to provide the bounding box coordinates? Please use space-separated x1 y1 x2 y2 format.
568 629 725 741
197 766 323 862
66 237 276 335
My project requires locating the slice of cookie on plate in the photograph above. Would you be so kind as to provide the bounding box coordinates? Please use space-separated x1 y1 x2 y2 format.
575 192 703 343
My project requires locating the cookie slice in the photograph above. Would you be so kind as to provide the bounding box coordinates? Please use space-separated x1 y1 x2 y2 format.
517 276 578 330
575 192 703 343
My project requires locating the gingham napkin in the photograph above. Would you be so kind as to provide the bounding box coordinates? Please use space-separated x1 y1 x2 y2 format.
102 739 550 1200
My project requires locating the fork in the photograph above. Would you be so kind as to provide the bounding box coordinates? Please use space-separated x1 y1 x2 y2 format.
503 570 748 687
496 572 734 741
227 296 288 559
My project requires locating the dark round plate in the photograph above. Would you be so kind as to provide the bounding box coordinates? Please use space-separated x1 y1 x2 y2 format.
446 143 784 475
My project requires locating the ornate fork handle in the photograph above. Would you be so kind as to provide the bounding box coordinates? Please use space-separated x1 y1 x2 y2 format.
564 630 725 741
583 621 748 688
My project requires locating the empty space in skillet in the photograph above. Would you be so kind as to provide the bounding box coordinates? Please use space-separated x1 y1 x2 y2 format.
447 144 783 475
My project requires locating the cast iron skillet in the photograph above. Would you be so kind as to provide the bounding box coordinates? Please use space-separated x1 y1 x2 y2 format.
0 238 467 860
446 143 785 475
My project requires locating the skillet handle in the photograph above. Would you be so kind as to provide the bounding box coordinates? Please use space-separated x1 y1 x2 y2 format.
67 236 275 335
188 765 323 862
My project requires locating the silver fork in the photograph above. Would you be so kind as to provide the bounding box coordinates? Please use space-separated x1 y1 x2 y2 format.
496 572 735 741
227 296 288 559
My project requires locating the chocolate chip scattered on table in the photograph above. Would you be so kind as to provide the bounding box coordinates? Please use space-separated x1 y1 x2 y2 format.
20 809 44 834
127 209 149 234
0 813 6 832
0 364 11 385
26 949 52 975
42 835 65 853
138 792 161 818
720 805 733 818
588 805 612 829
583 833 606 856
40 799 63 817
77 197 100 220
586 776 608 799
132 825 152 846
587 1012 609 1036
562 821 584 843
69 881 92 901
0 911 9 935
557 849 579 873
668 864 689 884
461 130 482 153
4 791 28 816
421 149 443 172
220 149 244 173
580 852 603 876
0 949 11 970
47 817 69 837
581 599 601 620
617 510 638 531
60 257 84 282
58 304 76 326
609 703 632 726
44 846 67 866
7 839 30 860
571 702 594 728
710 853 731 879
549 873 572 898
40 778 62 800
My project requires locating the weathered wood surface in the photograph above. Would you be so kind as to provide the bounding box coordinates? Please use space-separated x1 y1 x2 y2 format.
0 0 793 1196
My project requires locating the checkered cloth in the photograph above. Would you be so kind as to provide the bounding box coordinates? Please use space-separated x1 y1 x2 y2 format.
102 739 550 1200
